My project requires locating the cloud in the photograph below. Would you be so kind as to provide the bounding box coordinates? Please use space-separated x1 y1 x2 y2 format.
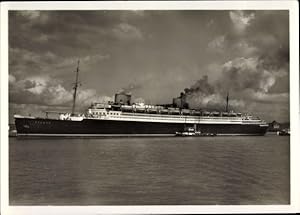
129 10 145 17
251 91 289 104
81 54 110 64
209 11 288 62
231 40 258 57
206 19 214 27
220 57 275 92
229 11 255 33
208 35 258 57
18 10 49 25
19 11 41 20
26 77 48 94
205 10 289 118
76 89 114 108
9 47 110 81
10 47 109 67
180 56 287 117
9 74 16 83
112 23 144 41
57 54 110 69
9 75 114 109
9 75 69 106
9 48 56 73
120 10 145 22
36 33 49 42
9 11 121 58
207 35 226 52
118 82 142 94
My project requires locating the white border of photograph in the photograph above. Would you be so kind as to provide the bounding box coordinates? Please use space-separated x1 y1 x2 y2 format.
1 1 299 214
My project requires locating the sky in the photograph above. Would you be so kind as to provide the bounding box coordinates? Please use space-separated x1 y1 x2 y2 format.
9 10 289 123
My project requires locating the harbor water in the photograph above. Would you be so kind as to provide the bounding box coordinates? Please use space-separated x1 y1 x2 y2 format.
9 133 290 205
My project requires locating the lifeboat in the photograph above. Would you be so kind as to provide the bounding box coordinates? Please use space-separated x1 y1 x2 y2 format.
121 105 133 112
212 111 220 117
160 109 169 114
181 109 191 115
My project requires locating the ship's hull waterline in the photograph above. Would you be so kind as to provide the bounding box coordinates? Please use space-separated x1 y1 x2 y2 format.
15 117 269 137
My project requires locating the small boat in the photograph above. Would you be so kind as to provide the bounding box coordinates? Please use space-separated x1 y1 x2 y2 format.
175 127 216 137
176 128 197 136
277 128 290 136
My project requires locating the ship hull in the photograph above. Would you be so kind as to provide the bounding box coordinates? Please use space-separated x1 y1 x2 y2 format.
15 117 268 136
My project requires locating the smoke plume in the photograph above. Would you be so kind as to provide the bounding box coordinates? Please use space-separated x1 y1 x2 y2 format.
181 55 287 113
117 82 142 94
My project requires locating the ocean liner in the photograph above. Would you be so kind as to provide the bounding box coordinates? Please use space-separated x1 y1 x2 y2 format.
14 62 269 137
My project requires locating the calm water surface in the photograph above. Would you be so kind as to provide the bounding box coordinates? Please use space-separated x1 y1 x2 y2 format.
9 134 290 205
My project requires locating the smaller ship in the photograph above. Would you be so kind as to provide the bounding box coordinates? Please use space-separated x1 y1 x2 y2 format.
175 127 216 137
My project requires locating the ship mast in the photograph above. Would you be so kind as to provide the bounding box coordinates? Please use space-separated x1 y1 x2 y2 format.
71 60 80 116
226 92 229 112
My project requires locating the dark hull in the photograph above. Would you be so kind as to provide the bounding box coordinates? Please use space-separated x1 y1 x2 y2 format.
15 117 268 136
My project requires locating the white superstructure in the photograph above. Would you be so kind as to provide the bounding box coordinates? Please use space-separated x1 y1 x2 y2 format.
85 102 268 126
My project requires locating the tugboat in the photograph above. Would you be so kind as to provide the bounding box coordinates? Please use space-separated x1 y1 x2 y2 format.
176 127 198 136
175 127 216 137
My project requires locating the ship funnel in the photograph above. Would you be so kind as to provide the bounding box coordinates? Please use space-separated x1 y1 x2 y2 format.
115 92 131 105
225 92 229 112
172 92 189 109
